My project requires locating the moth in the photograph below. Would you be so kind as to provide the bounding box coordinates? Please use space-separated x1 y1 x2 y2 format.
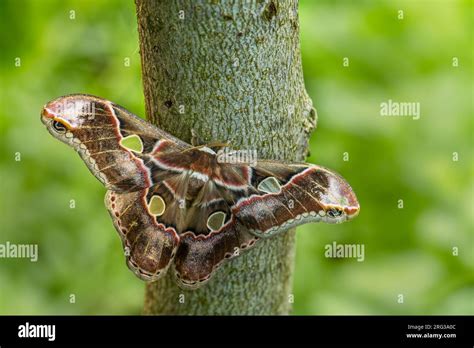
41 94 359 289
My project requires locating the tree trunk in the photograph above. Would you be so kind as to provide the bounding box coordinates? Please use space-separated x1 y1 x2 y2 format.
135 0 316 315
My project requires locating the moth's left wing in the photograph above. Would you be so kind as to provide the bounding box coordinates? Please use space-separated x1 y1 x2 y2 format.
171 160 359 288
234 161 360 238
173 221 259 289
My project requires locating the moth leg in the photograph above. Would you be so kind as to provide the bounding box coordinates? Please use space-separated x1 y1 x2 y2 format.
190 129 231 151
105 190 180 281
190 129 205 147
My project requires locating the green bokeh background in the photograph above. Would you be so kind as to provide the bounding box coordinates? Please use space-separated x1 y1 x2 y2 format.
0 0 472 315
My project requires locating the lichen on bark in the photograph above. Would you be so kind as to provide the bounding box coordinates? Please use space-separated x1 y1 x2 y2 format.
136 0 316 315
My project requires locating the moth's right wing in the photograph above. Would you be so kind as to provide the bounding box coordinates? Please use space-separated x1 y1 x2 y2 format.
43 94 190 193
105 189 180 281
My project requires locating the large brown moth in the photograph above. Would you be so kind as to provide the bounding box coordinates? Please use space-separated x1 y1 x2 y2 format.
41 94 360 289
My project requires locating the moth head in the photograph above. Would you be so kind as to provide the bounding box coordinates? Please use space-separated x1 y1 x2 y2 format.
41 94 109 144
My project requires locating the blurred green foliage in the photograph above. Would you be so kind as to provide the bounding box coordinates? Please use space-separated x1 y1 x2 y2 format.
0 0 472 314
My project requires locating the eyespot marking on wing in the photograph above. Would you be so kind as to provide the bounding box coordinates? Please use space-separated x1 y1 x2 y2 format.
207 211 226 231
148 195 166 216
120 134 144 153
257 176 281 194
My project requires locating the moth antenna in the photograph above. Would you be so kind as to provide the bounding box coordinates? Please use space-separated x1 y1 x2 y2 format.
179 141 230 154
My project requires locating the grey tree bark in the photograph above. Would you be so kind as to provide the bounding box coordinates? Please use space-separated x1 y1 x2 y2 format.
135 0 316 315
